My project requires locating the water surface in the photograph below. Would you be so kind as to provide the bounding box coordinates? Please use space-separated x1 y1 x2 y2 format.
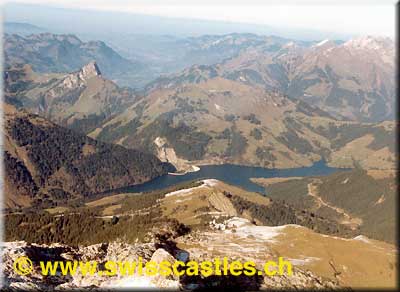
118 160 348 195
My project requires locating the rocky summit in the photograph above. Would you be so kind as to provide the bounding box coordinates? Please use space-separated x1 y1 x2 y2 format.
78 61 102 79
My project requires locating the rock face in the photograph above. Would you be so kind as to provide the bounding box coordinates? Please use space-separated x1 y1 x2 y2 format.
63 61 102 88
154 136 200 173
4 62 138 135
80 61 102 78
0 241 165 290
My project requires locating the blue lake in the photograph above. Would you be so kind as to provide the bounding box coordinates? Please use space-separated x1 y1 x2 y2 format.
118 160 349 195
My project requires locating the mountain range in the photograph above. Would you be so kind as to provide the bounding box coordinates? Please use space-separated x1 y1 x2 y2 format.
4 32 395 123
4 33 395 172
103 83 394 170
3 33 148 87
3 22 46 35
145 35 395 122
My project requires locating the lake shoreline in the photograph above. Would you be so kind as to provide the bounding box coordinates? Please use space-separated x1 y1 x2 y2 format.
168 165 200 176
110 160 351 196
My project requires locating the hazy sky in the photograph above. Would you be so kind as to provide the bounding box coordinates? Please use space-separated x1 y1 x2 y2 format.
5 0 397 37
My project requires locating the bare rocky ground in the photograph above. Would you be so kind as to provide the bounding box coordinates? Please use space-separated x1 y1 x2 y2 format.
1 231 339 291
1 179 396 290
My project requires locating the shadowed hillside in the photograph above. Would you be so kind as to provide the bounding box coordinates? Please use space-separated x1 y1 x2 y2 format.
3 104 174 210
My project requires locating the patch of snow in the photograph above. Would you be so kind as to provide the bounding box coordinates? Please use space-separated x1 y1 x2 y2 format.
1 241 27 248
210 219 226 231
285 41 295 47
175 197 193 203
354 235 371 243
164 179 217 197
214 103 222 111
323 234 372 244
164 185 205 197
108 276 157 289
223 217 287 242
212 39 222 46
315 39 329 47
287 256 320 266
191 165 200 172
320 234 353 241
343 36 389 51
341 178 349 184
374 194 385 205
203 179 219 187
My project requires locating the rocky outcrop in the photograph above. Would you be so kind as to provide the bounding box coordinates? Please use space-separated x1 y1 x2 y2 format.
1 241 161 290
80 61 102 78
1 239 341 291
3 62 139 135
63 61 101 88
154 136 200 174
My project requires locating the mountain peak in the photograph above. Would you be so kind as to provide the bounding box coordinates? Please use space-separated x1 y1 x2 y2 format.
62 61 102 88
343 36 393 51
79 61 102 79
